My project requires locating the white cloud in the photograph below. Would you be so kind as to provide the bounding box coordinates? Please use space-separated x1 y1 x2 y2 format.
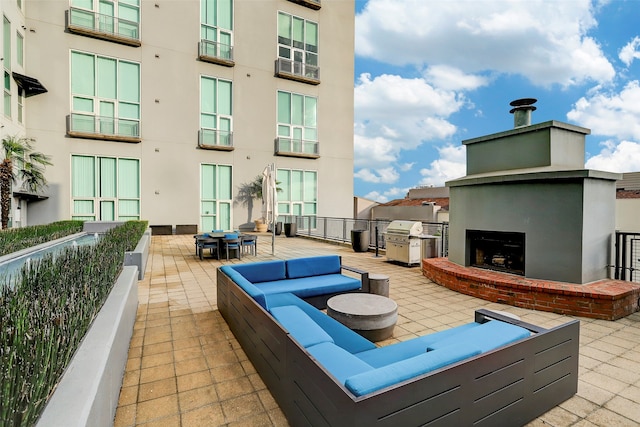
356 0 615 87
354 167 400 184
585 140 640 173
567 80 640 140
423 65 491 91
364 187 410 203
619 36 640 67
418 145 467 187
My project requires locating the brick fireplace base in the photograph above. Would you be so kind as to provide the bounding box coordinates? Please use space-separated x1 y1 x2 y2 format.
422 258 640 320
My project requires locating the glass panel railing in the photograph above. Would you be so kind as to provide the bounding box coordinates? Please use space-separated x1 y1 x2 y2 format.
68 113 140 139
199 40 234 62
68 7 139 41
276 137 318 155
276 58 320 81
199 129 233 147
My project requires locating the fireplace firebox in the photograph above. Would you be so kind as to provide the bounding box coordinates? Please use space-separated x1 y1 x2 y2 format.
468 230 525 275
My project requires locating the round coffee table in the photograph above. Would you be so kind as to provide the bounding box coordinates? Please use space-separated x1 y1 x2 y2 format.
327 293 398 341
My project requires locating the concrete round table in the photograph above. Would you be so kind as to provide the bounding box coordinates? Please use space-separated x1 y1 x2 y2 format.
327 293 398 342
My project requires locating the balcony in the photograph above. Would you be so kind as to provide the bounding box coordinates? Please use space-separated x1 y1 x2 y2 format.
67 114 141 143
275 137 319 159
198 129 234 151
287 0 321 9
275 58 320 85
66 7 141 47
198 40 235 67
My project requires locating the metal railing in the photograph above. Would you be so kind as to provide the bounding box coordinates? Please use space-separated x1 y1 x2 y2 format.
67 113 140 140
199 39 234 63
68 7 139 42
198 129 233 149
275 58 320 83
277 215 449 257
275 137 319 157
613 231 640 282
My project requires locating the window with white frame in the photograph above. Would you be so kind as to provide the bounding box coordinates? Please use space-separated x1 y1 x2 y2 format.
71 155 140 221
277 11 318 73
69 0 140 41
201 163 232 231
70 50 140 138
201 0 233 60
16 31 23 67
3 16 11 118
200 76 232 146
277 169 317 222
277 90 317 154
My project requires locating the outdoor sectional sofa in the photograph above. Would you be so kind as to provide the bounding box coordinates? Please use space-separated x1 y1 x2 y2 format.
217 255 580 426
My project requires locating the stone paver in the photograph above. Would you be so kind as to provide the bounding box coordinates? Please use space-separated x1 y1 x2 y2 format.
115 234 640 426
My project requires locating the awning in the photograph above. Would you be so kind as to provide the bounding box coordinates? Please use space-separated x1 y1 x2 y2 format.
13 190 49 202
12 72 48 97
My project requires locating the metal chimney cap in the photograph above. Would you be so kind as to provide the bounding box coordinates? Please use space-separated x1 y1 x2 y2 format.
509 98 537 113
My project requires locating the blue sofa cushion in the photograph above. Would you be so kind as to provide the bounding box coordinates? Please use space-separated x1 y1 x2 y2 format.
355 322 481 368
345 343 482 397
220 266 268 309
286 255 342 279
230 261 287 284
427 320 530 353
270 305 334 348
258 274 361 298
266 293 377 354
306 342 373 384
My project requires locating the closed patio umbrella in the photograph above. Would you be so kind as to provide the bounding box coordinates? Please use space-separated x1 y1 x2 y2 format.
262 163 277 254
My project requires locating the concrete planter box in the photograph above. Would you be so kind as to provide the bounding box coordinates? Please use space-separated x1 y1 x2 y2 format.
124 228 151 280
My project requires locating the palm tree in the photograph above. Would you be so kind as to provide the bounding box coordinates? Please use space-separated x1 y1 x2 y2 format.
1 135 52 229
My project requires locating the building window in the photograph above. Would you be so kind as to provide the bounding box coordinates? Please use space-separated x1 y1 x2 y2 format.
276 11 319 84
69 50 140 142
3 16 11 118
16 32 23 67
71 155 140 221
68 0 140 46
199 0 234 65
17 89 23 123
277 169 317 224
276 90 318 158
201 163 232 231
199 76 233 149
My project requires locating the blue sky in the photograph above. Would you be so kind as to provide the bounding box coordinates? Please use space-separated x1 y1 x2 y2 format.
352 0 640 202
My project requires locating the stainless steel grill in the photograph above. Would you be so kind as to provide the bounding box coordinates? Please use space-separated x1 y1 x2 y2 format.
385 220 424 265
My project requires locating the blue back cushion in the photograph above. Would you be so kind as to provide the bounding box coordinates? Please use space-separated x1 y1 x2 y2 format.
427 320 530 353
286 255 341 279
270 305 334 348
306 342 373 384
345 343 481 396
231 261 286 283
220 266 268 309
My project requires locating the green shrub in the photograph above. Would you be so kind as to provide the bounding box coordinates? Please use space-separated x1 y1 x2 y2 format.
0 221 84 257
0 220 147 426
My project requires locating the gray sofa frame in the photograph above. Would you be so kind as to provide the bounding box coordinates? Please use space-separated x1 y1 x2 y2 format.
217 267 580 427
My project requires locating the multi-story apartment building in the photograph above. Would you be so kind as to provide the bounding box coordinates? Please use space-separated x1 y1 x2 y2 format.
2 0 355 231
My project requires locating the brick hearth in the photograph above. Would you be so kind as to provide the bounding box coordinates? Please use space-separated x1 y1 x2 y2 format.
422 258 640 320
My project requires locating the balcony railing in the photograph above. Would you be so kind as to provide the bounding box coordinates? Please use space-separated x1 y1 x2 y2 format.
67 113 141 143
198 129 234 150
67 7 141 47
275 137 319 159
198 40 235 67
287 0 321 10
275 58 320 85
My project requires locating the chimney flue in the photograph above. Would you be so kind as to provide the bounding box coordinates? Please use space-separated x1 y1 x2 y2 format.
509 98 537 128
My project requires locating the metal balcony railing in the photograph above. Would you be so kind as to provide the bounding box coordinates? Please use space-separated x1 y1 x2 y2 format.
275 58 320 85
198 40 234 66
275 137 319 158
67 7 140 46
198 129 234 150
67 113 140 142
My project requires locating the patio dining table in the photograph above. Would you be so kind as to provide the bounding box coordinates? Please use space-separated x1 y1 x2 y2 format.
194 232 256 260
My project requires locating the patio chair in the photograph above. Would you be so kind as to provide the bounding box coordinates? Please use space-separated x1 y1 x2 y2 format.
197 234 220 260
241 234 257 256
223 233 242 260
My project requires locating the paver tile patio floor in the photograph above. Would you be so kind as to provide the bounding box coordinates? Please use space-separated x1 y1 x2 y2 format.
115 234 640 426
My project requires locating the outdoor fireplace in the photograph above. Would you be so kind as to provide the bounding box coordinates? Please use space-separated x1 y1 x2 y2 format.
445 98 621 284
468 230 525 275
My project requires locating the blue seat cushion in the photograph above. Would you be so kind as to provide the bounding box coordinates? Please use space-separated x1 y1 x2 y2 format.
345 343 481 397
286 255 342 279
427 320 530 353
220 266 267 309
258 274 361 298
266 293 376 354
306 342 373 384
270 305 334 348
230 261 287 283
354 322 481 367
